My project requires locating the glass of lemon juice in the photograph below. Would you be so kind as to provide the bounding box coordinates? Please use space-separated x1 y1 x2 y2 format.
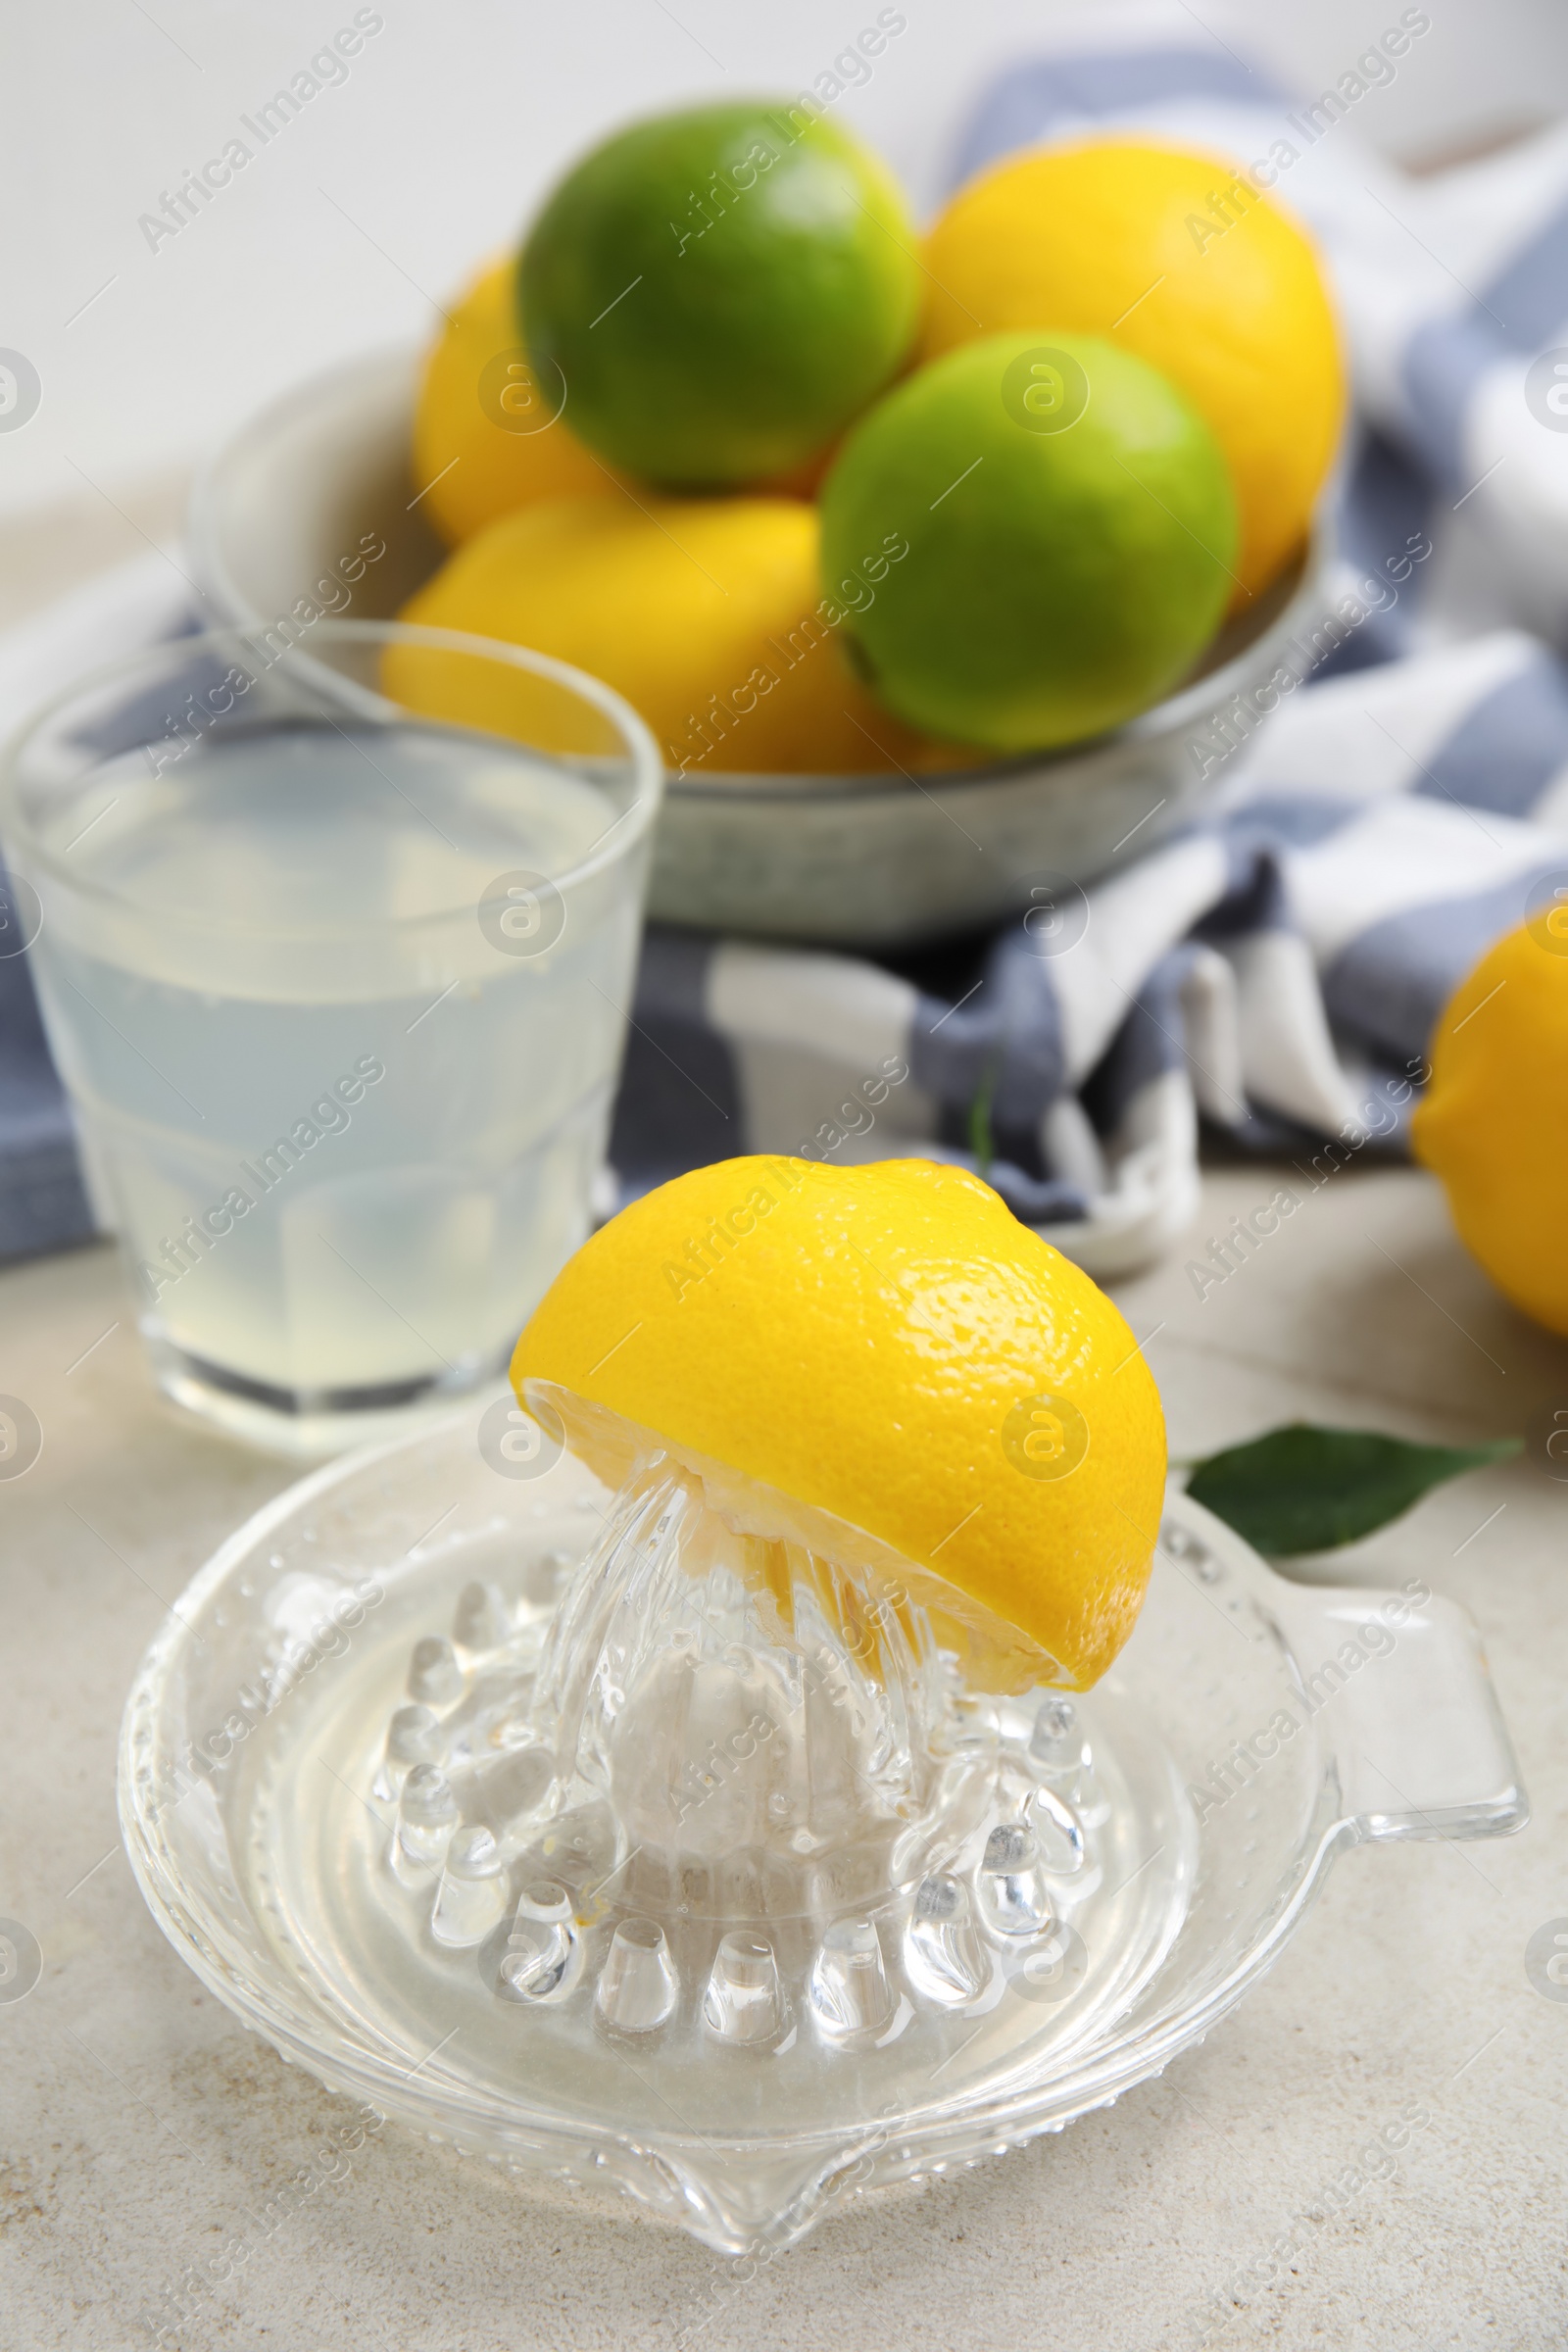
0 620 662 1454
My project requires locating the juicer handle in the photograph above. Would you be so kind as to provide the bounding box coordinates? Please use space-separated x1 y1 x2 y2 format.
1267 1581 1527 1844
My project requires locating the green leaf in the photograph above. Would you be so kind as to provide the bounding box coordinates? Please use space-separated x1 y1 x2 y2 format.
967 1054 1000 1181
1184 1423 1522 1556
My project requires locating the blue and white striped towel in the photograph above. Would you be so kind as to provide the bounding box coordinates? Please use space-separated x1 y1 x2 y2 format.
8 7 1568 1276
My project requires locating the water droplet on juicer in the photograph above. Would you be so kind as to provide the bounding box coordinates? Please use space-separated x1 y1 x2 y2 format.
976 1823 1054 1937
704 1932 786 2047
389 1763 459 1888
1029 1694 1107 1822
809 1916 895 2038
497 1879 581 2003
595 1917 680 2035
1030 1695 1083 1775
431 1824 508 1947
906 1874 988 2006
453 1580 510 1654
1029 1782 1088 1876
372 1702 448 1801
409 1636 464 1706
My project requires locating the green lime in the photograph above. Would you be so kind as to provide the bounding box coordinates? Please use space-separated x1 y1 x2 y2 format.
818 332 1240 751
517 102 920 487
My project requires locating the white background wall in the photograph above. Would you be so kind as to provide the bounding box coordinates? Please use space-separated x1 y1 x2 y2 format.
5 0 1567 522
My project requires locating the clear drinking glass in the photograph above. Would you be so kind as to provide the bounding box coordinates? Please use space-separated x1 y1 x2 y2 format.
0 619 662 1454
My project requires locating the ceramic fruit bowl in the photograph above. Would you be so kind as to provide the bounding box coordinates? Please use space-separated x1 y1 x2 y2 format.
119 1392 1523 2254
187 348 1333 946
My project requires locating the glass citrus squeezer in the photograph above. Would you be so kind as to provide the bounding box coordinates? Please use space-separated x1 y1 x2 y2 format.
121 1381 1523 2254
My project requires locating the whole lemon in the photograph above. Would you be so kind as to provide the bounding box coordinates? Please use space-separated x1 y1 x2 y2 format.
513 1155 1166 1687
518 102 921 486
395 493 947 774
412 261 617 545
922 141 1346 604
819 331 1237 751
1412 912 1568 1334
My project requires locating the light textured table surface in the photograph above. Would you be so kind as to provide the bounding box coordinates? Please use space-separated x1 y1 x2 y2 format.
3 1151 1566 2352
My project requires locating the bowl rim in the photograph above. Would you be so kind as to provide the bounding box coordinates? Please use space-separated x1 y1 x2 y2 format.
185 335 425 634
187 339 1335 808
